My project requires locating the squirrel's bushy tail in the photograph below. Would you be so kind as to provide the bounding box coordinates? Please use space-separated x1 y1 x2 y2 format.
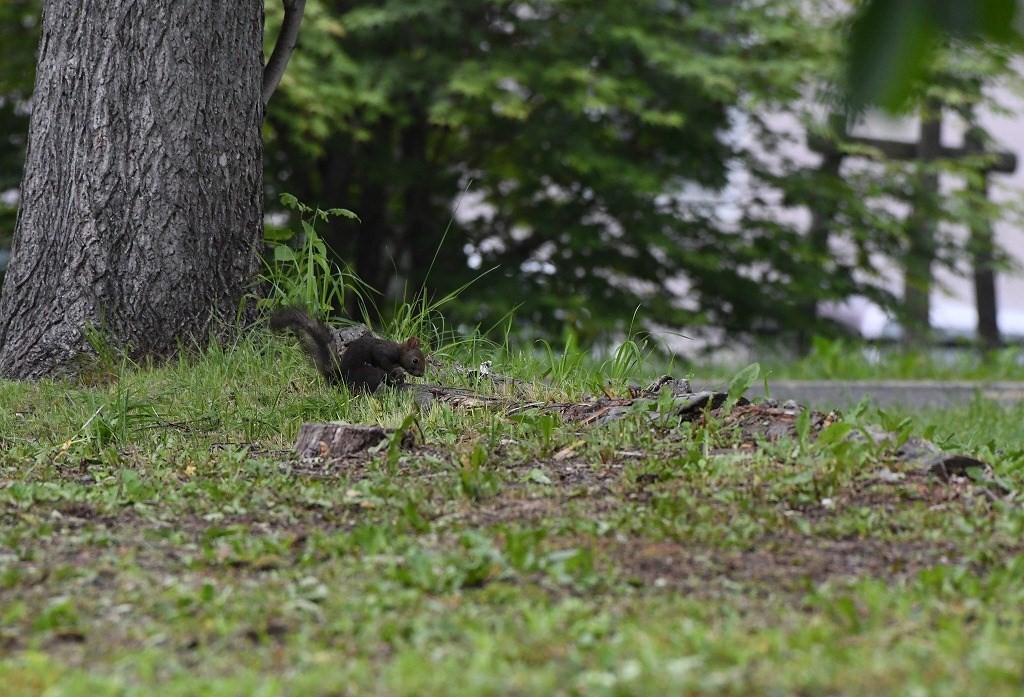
269 307 339 382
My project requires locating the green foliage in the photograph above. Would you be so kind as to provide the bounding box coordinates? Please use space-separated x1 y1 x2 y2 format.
258 193 364 317
385 410 418 473
263 0 1021 349
847 0 1021 110
264 0 842 342
725 362 760 413
456 443 501 501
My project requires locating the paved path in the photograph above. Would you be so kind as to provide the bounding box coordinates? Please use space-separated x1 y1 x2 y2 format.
694 379 1024 409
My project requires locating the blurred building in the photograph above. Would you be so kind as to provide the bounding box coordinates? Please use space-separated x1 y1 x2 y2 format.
817 99 1024 341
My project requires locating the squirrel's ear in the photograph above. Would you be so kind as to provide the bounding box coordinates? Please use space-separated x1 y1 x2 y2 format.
405 337 420 349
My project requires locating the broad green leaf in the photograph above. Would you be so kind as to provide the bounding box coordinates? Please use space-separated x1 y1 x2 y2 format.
726 363 760 411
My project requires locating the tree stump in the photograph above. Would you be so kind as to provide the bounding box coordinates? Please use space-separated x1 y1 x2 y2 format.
294 423 413 459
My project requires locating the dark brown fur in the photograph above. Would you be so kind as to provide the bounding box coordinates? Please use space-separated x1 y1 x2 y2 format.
270 307 425 393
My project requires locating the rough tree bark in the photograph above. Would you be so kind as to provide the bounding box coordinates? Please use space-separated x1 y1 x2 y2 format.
0 0 264 379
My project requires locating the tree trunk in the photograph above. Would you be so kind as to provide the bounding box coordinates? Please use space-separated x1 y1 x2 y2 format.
401 109 432 287
0 0 264 379
797 113 846 355
901 100 941 349
964 127 1002 351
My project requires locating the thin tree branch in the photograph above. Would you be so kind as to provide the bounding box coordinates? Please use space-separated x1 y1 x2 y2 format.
262 0 306 107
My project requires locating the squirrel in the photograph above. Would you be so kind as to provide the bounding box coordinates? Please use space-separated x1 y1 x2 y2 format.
270 307 425 394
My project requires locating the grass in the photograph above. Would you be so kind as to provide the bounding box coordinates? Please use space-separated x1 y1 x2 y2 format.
701 335 1024 382
2 326 1024 696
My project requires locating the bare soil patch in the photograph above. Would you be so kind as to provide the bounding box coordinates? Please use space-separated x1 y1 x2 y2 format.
608 534 964 594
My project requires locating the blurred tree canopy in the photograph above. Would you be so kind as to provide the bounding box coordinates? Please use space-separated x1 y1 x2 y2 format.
263 0 853 341
264 0 1019 344
1 0 1020 348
